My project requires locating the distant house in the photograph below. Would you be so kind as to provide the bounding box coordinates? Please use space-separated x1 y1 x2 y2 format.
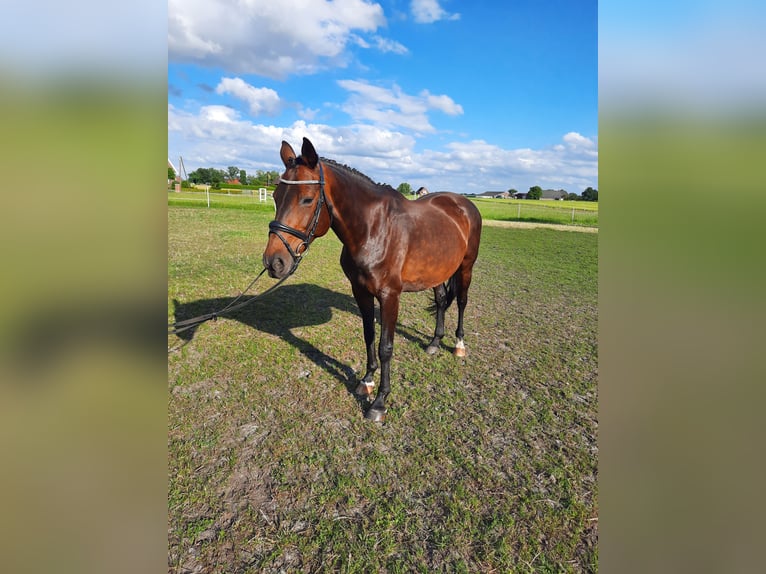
168 158 180 190
541 189 567 200
478 191 510 199
514 189 568 200
415 186 429 197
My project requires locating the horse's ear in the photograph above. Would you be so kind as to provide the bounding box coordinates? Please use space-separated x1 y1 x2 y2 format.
280 140 296 168
301 137 319 169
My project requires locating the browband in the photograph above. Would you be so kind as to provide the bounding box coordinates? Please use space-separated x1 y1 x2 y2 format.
279 178 322 185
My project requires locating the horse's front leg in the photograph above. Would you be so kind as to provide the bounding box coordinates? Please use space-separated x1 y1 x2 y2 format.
352 284 378 398
365 290 400 422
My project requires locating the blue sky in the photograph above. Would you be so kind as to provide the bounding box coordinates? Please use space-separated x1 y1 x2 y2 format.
168 0 598 194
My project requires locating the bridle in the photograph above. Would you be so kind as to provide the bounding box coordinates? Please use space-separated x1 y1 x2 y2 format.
268 161 333 276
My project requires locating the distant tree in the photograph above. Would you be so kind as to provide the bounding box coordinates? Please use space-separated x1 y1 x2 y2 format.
186 168 203 184
188 167 225 185
168 166 176 181
239 169 247 184
582 187 598 201
566 192 581 201
397 182 412 196
226 166 240 181
508 188 518 196
527 185 542 200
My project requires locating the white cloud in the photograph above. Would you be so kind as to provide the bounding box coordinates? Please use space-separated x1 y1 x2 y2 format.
170 103 596 193
168 103 416 174
410 0 460 24
373 35 409 54
200 105 239 123
298 107 321 121
168 0 392 77
215 77 281 116
423 92 463 115
337 79 463 132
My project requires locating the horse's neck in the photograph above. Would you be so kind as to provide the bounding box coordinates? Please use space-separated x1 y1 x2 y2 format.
326 166 394 246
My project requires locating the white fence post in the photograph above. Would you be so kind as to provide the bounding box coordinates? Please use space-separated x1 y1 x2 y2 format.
259 188 267 202
206 185 210 208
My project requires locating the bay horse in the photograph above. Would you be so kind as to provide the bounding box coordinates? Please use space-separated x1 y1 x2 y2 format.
263 138 482 422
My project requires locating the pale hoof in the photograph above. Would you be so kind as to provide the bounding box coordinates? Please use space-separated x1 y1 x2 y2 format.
364 407 386 423
454 340 466 357
426 344 440 355
355 382 374 397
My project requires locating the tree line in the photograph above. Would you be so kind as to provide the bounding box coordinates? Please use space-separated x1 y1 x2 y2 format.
170 166 597 201
169 165 281 188
521 186 598 201
393 182 597 201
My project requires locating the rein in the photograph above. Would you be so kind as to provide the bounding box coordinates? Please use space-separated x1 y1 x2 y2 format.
168 162 332 339
168 268 289 337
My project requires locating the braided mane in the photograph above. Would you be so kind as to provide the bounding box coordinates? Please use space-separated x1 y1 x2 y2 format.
319 157 397 194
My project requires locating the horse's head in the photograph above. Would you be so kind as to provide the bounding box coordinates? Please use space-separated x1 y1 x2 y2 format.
263 137 333 278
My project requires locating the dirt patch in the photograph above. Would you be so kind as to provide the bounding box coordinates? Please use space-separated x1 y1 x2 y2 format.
483 219 598 233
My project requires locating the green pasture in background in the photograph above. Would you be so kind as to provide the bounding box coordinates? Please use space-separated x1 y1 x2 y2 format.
168 190 599 227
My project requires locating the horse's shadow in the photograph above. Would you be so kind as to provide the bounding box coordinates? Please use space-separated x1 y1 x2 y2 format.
171 283 432 412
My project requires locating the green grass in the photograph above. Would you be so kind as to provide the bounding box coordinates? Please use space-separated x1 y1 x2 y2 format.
168 190 277 212
469 198 598 227
168 190 599 227
168 205 598 572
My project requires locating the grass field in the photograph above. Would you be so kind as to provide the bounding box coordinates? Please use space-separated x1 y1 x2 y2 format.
168 204 598 572
469 198 598 227
168 190 599 228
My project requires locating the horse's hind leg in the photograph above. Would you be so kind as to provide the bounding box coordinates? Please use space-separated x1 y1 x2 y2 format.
453 264 474 358
426 283 448 354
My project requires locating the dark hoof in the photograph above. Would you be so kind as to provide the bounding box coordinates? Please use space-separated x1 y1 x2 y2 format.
425 344 440 355
364 408 386 423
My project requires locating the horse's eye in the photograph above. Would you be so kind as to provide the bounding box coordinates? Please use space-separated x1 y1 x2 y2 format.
300 196 314 206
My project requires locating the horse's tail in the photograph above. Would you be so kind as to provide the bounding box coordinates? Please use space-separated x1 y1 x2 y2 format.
428 272 458 315
444 272 458 309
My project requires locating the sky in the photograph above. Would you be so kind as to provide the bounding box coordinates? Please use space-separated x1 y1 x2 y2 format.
168 0 598 194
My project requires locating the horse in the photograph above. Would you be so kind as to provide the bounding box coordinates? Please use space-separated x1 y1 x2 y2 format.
262 138 482 422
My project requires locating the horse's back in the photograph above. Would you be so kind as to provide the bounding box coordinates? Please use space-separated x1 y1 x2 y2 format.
414 192 482 245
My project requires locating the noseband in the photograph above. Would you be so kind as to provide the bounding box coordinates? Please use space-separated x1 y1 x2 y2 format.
268 162 333 275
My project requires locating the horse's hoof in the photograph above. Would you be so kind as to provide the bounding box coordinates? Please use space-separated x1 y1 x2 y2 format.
426 345 440 355
454 340 466 357
364 408 386 423
355 382 374 397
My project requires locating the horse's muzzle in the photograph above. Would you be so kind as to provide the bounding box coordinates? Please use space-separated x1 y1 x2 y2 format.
263 252 289 279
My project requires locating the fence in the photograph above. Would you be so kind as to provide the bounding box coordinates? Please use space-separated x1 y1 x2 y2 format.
168 191 598 227
509 202 598 226
470 198 598 227
168 188 274 209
